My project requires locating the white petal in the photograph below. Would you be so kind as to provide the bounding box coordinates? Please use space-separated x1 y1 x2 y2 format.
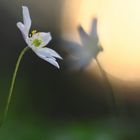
40 32 52 46
36 52 60 68
17 22 24 31
35 48 62 59
33 48 52 58
31 32 52 48
90 18 98 38
22 6 31 33
43 57 60 68
17 22 28 40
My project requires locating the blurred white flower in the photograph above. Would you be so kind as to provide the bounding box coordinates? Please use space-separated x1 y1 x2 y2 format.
78 18 103 59
60 18 102 70
17 6 62 68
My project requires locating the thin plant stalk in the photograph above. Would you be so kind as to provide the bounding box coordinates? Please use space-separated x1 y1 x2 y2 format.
95 58 118 117
0 47 29 126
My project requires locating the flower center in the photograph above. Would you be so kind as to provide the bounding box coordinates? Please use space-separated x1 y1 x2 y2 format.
32 39 42 47
30 30 43 47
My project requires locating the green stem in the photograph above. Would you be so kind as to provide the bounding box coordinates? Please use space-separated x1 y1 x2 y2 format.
95 58 118 117
0 47 29 126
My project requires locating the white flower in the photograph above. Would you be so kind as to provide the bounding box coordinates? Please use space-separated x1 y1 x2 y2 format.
78 18 103 59
60 18 103 70
17 6 62 68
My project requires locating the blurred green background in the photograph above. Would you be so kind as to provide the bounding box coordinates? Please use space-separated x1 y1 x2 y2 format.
0 0 140 139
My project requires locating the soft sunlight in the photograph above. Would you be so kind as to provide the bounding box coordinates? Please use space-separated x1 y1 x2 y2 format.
79 0 140 81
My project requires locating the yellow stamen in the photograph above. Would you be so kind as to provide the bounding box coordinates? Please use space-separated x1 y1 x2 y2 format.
32 39 42 47
32 30 37 36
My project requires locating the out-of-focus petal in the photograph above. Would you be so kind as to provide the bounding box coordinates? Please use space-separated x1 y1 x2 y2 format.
90 18 98 38
78 25 90 47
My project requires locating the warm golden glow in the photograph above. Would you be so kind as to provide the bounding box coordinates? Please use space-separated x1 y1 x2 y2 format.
61 0 82 42
78 0 101 32
65 0 140 81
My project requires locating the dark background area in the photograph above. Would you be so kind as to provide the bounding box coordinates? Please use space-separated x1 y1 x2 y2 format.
0 0 140 139
0 0 111 120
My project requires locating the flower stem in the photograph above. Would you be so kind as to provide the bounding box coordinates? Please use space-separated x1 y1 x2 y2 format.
0 47 29 126
95 58 118 117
